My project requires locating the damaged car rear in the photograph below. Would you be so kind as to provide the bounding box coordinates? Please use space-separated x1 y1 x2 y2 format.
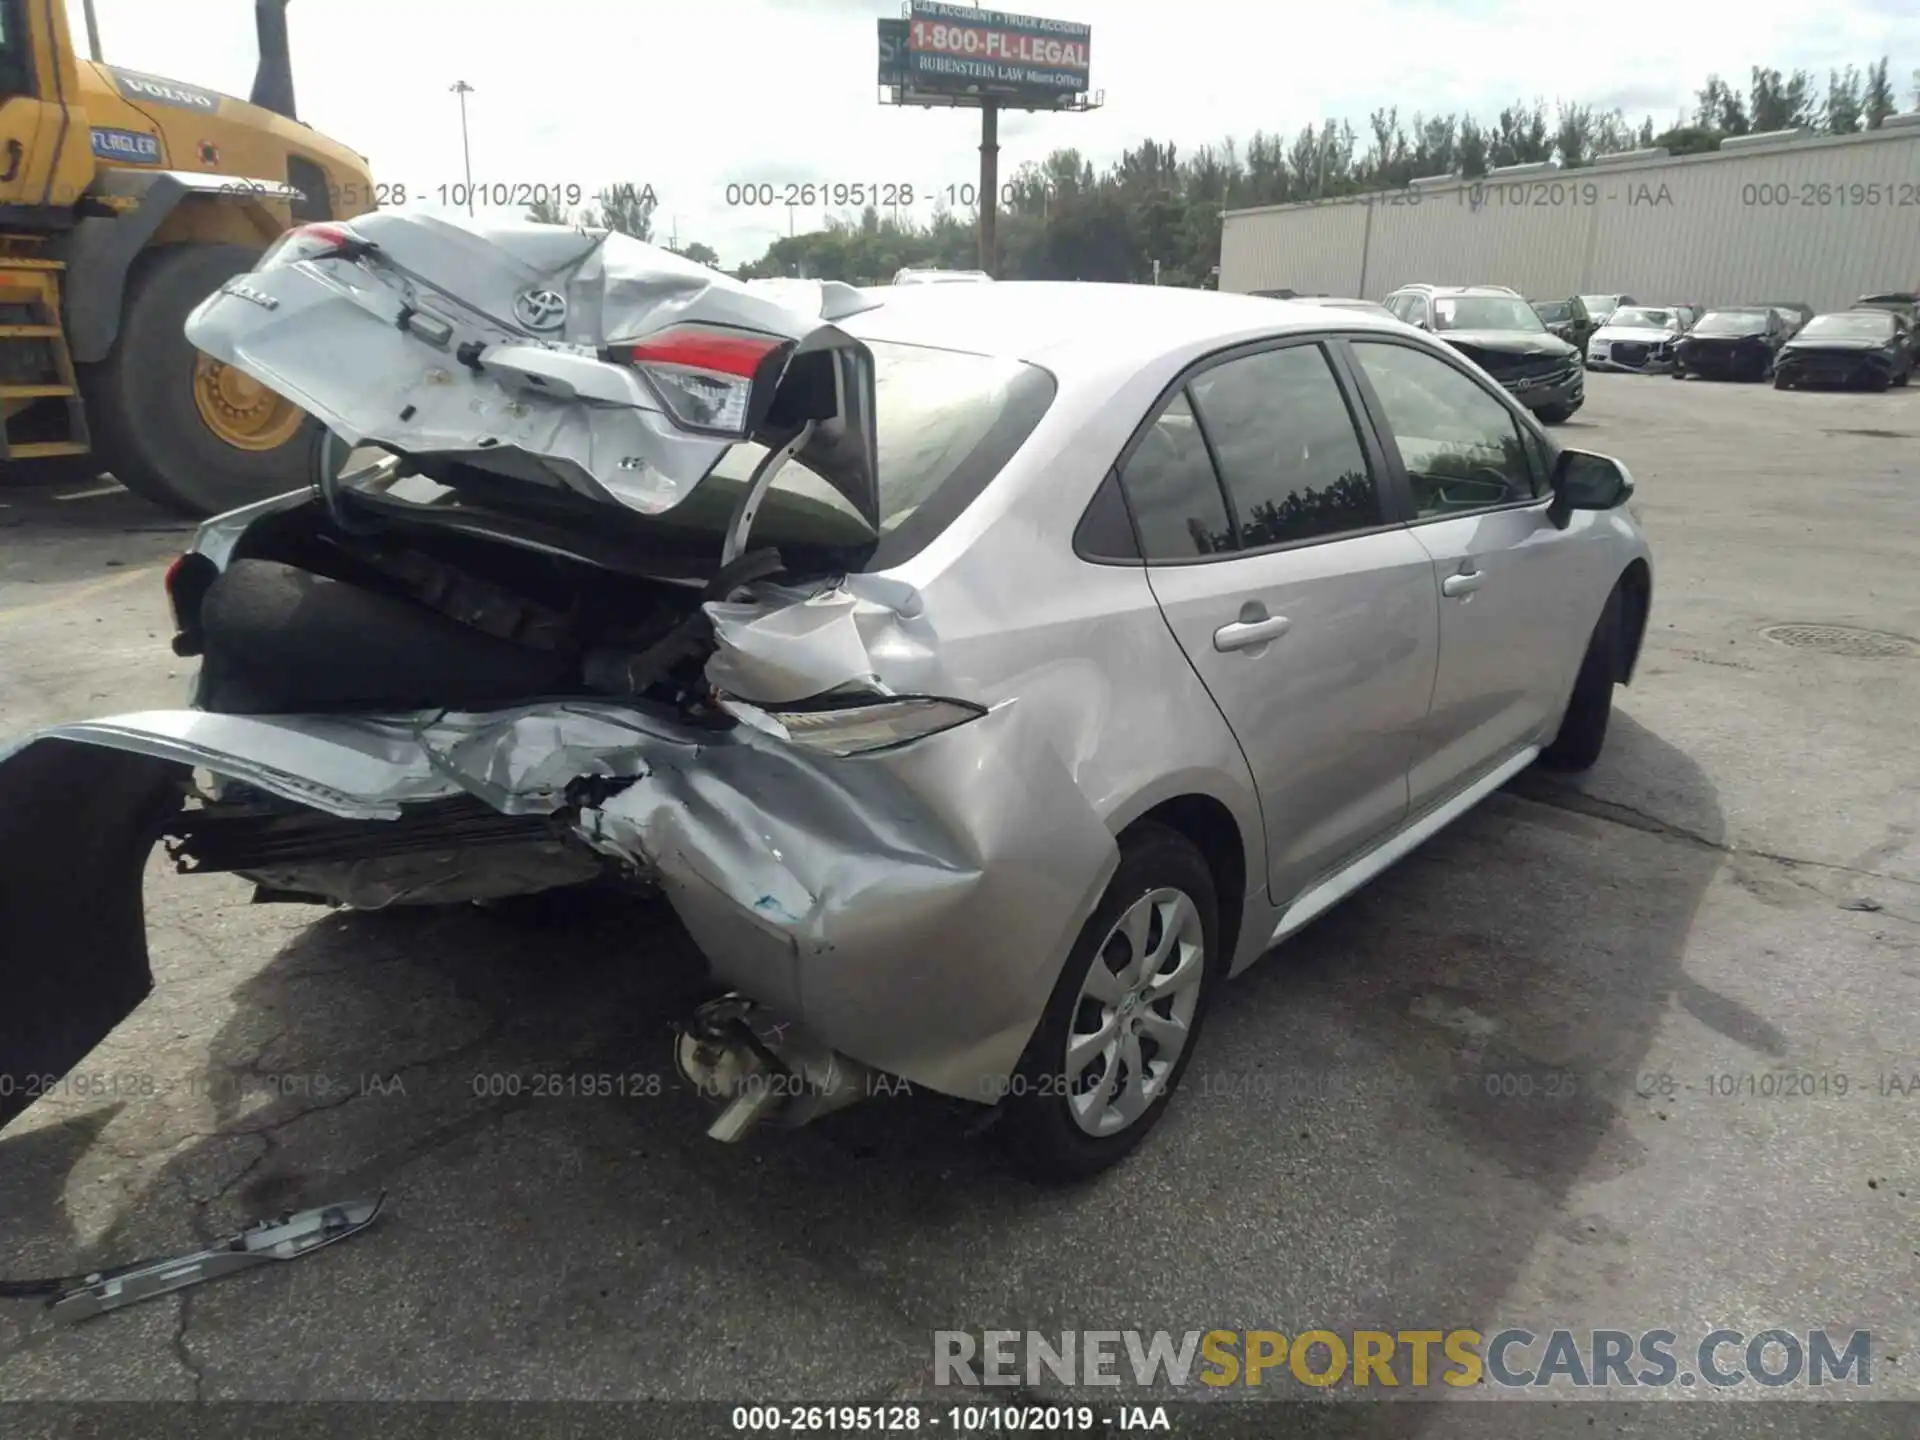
0 217 1651 1179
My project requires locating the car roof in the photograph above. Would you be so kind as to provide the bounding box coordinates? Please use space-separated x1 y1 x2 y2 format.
1392 284 1516 296
842 281 1406 366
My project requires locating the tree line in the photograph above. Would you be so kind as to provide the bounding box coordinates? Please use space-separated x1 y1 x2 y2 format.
539 59 1918 290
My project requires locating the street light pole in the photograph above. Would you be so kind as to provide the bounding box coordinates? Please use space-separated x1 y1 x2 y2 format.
449 81 476 216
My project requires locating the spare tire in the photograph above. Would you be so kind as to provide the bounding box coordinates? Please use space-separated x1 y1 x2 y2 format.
197 560 576 714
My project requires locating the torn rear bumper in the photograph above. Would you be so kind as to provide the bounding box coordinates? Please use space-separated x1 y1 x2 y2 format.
0 701 1117 1131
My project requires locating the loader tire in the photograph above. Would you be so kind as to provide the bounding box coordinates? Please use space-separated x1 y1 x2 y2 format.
78 243 321 519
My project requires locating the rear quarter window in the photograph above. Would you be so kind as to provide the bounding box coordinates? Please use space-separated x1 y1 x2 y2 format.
687 339 1056 563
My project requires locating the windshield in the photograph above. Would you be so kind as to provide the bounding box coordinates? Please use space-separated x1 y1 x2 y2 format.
1694 311 1770 336
1431 295 1547 332
1579 295 1619 316
684 339 1053 550
1533 301 1573 323
1799 311 1895 340
1607 307 1677 331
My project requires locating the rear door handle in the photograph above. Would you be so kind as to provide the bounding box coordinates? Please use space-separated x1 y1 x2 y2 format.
1214 615 1291 652
1441 570 1484 598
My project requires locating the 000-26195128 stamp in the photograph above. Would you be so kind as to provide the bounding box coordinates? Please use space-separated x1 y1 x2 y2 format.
1739 180 1920 209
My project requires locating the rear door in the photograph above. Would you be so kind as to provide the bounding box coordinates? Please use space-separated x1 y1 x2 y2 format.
1340 335 1596 809
1117 336 1440 904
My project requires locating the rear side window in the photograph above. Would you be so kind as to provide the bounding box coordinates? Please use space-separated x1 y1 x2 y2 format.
692 339 1055 560
1186 344 1382 547
1118 391 1234 558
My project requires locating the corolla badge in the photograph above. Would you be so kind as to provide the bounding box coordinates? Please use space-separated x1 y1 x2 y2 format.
513 288 569 331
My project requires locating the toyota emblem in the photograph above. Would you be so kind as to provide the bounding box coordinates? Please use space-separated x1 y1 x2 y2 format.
514 288 568 331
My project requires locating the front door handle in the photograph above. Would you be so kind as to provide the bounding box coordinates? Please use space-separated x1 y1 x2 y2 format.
1214 614 1291 652
1441 569 1484 598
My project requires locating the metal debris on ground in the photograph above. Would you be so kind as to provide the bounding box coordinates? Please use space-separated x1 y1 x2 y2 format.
0 1195 386 1323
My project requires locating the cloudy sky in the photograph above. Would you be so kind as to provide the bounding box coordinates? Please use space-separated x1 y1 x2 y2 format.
86 0 1920 267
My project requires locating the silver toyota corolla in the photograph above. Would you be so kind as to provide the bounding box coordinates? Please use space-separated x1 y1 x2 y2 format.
0 216 1652 1179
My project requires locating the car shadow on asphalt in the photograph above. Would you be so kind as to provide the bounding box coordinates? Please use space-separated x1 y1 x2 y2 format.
0 711 1732 1418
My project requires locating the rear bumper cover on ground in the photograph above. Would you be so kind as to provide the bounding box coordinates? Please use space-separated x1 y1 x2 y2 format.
0 702 1118 1128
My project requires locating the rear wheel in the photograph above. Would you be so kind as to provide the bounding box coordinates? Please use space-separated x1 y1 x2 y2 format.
1867 370 1892 393
78 243 322 518
1773 373 1792 389
1000 824 1218 1182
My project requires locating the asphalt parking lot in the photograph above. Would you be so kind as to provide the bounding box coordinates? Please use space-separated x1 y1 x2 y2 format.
1 373 1917 1429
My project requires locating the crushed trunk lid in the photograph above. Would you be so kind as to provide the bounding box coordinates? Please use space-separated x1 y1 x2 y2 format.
185 211 883 529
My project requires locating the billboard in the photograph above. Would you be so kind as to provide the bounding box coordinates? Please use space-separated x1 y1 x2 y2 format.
878 17 908 86
902 1 1091 100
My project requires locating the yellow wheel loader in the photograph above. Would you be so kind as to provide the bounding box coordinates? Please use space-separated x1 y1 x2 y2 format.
0 0 375 514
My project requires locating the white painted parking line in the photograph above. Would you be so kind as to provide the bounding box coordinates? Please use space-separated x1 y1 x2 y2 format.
53 483 123 501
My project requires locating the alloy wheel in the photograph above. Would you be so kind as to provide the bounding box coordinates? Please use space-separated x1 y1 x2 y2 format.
1063 887 1205 1137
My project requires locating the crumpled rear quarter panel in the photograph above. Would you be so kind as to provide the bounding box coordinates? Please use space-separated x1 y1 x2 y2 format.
582 699 1119 1097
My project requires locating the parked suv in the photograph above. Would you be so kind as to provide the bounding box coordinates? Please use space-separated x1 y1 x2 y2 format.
1531 295 1598 351
1383 284 1585 423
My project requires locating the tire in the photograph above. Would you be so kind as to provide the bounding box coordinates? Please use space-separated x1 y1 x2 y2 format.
1867 370 1892 393
77 243 322 518
1773 373 1791 389
1540 595 1619 772
1670 367 1686 380
1534 402 1575 425
1000 823 1220 1182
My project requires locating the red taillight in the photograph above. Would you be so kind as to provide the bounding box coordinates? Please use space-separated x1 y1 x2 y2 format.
621 327 785 377
613 324 791 436
164 552 188 598
258 222 362 271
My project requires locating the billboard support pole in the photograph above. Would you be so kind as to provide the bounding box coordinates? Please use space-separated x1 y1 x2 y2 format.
978 101 1000 277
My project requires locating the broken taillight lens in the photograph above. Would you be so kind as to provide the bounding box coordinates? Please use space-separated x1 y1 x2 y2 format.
257 222 365 271
611 324 792 437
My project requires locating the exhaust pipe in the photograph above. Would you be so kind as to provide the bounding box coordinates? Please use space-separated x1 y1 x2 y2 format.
674 995 874 1142
249 0 298 121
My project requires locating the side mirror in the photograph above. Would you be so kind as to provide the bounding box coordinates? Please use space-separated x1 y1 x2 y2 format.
1548 448 1634 528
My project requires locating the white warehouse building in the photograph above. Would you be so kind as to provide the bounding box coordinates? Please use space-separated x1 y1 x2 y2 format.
1218 120 1920 313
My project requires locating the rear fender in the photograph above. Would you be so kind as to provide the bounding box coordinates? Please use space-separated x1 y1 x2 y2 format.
0 740 185 1131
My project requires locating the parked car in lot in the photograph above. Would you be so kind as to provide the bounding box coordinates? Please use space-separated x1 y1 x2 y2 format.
1853 293 1920 362
1586 305 1691 373
1773 308 1915 391
1759 302 1814 338
0 218 1655 1178
1579 294 1636 326
1532 295 1598 351
1285 296 1401 322
1383 284 1585 422
1672 307 1790 381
